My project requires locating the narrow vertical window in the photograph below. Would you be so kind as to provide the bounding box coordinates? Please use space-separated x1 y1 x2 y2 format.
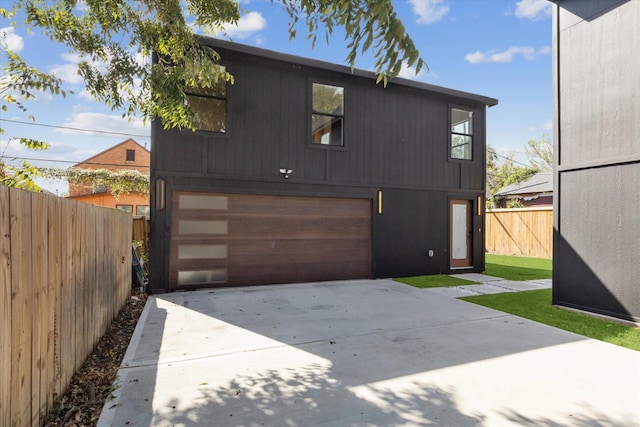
451 108 473 160
311 83 344 146
126 149 136 161
186 66 227 133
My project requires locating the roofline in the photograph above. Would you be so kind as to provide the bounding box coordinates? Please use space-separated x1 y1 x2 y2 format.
199 37 499 108
73 138 149 167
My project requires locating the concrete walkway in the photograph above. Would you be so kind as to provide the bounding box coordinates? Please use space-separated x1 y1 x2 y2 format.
98 278 639 427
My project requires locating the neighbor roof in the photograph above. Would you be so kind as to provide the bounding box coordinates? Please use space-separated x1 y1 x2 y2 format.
200 37 499 108
495 171 553 196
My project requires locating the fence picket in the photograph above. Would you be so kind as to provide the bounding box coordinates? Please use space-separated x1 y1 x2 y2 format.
2 187 132 427
486 207 553 259
0 186 12 427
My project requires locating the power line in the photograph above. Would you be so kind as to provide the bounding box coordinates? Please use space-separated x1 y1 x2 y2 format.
0 118 151 139
491 151 533 168
1 155 150 169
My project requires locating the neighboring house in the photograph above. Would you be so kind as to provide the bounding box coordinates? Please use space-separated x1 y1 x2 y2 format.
494 171 553 208
149 38 497 293
68 138 151 217
551 0 639 322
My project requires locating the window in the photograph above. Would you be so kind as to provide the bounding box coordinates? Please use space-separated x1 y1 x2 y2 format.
116 204 133 213
451 108 473 160
126 149 135 161
94 184 108 194
136 205 150 218
185 66 227 133
311 83 344 146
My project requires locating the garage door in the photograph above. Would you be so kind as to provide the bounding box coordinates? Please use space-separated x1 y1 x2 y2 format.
169 192 371 290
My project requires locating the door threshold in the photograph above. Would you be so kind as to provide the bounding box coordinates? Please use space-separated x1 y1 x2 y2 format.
450 267 474 270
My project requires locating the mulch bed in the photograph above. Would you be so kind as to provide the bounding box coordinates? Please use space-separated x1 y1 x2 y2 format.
43 287 148 427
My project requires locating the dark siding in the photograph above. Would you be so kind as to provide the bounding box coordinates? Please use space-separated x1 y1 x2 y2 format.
150 41 493 292
554 164 640 321
156 47 487 191
553 0 640 322
372 189 449 278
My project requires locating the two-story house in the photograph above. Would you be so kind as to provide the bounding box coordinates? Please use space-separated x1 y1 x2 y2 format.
149 39 497 293
68 138 151 217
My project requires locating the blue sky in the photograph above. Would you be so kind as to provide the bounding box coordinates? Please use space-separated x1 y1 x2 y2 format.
1 0 553 193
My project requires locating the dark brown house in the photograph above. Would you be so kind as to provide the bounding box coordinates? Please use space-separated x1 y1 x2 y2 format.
149 38 497 293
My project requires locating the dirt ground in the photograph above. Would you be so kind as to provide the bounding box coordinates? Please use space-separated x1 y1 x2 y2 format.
43 287 148 427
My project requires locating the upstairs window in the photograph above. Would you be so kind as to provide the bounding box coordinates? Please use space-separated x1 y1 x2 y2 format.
451 108 473 160
126 149 135 161
186 66 227 133
311 83 344 146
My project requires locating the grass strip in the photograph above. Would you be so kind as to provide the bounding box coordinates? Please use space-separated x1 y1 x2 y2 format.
484 254 552 281
395 274 477 289
461 289 640 351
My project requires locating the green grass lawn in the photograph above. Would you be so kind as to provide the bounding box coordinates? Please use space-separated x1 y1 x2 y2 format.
394 274 477 288
484 254 552 281
461 289 640 351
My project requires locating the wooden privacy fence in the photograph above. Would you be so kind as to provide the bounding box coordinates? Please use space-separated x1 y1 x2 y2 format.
486 207 553 259
1 186 132 427
132 216 149 255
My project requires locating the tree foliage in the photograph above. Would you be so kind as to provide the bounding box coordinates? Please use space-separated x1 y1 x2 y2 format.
4 0 426 132
0 138 50 190
44 167 150 196
2 0 425 191
486 145 540 208
525 134 553 171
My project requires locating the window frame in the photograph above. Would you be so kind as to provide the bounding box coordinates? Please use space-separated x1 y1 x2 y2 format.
449 105 475 162
136 205 150 218
116 204 133 213
182 64 231 136
126 149 136 162
309 80 346 151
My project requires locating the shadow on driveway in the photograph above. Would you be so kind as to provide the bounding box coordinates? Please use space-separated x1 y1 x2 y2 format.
99 279 639 426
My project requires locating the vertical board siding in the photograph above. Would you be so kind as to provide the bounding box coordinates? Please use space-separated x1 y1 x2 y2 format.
486 208 553 259
157 49 487 193
1 187 132 427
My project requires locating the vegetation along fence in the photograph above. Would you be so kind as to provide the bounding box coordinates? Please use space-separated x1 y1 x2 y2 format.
486 207 553 259
1 186 132 427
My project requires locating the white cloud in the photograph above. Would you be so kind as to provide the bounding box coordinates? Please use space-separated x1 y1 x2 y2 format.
528 119 553 132
56 112 148 136
1 26 24 52
409 0 449 24
220 11 266 39
50 63 84 85
465 46 551 64
397 62 425 80
515 0 552 21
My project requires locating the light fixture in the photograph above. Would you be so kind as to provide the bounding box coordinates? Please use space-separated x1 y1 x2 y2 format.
155 178 166 210
279 168 293 179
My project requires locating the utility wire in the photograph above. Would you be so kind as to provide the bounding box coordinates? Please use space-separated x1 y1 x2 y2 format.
1 155 150 169
0 118 151 139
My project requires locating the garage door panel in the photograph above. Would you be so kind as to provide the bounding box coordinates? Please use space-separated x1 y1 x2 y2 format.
170 192 371 289
227 260 370 286
228 194 370 218
228 238 370 262
229 216 370 239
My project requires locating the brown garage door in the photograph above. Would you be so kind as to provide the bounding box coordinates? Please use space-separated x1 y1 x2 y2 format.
170 192 371 290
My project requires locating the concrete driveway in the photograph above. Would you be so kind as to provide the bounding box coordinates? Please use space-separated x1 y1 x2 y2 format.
98 279 640 426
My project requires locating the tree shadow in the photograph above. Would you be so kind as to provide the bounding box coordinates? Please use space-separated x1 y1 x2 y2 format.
157 363 483 426
100 279 638 426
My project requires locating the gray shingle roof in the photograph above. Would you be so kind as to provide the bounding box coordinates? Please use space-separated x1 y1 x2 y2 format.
495 171 553 196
